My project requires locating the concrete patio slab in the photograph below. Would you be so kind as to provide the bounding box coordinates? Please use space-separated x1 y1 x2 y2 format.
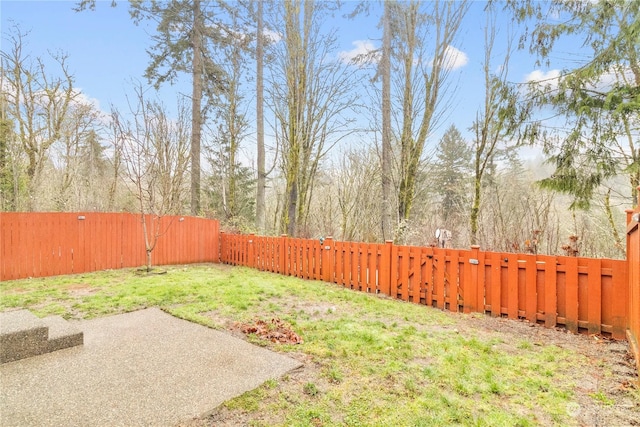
0 308 302 426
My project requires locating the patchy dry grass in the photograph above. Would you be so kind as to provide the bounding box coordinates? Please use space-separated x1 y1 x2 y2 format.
1 264 638 426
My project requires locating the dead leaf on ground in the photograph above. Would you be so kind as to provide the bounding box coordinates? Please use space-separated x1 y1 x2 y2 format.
235 318 303 344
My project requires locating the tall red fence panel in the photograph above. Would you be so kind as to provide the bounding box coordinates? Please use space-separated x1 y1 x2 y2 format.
219 233 630 340
627 204 640 376
0 212 219 281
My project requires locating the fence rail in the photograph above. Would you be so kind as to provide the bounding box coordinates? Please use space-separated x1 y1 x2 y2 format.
0 212 219 281
221 233 629 339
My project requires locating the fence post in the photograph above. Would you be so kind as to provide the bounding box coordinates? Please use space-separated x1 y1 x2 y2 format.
625 192 640 379
379 240 393 296
248 234 255 268
466 245 481 313
322 236 334 283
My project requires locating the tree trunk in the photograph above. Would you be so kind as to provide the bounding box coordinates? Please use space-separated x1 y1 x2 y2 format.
190 0 203 215
381 1 393 242
255 0 266 231
287 180 297 236
146 249 152 272
470 165 481 246
604 188 625 256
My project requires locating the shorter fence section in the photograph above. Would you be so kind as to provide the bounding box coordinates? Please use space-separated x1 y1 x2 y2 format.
1 212 220 281
221 233 628 339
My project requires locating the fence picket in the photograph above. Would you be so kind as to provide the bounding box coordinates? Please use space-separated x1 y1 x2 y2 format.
564 257 579 333
507 253 518 319
434 250 445 309
543 256 558 328
423 248 434 307
587 258 602 334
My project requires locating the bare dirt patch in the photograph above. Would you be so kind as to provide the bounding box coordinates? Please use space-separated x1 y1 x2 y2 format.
274 300 340 321
65 283 99 297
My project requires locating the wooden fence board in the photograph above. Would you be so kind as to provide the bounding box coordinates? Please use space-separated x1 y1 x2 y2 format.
543 256 557 327
408 246 420 303
490 252 502 317
423 249 434 307
367 244 376 293
434 250 445 309
464 247 479 313
626 204 640 375
587 258 602 335
334 241 344 286
507 253 518 319
399 246 410 301
476 249 486 314
447 250 459 311
565 257 579 333
390 244 399 297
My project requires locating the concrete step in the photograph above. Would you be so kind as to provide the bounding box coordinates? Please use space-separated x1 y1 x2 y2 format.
43 315 84 353
0 310 83 364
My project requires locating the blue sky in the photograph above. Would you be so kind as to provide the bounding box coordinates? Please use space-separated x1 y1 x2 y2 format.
1 1 573 154
1 1 165 112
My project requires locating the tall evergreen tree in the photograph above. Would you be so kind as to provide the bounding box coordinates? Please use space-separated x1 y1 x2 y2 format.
204 6 255 228
511 0 640 208
77 0 230 215
432 125 472 225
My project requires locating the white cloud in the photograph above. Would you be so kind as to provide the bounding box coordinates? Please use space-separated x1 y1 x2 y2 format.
442 45 468 70
70 89 111 124
526 66 635 93
590 66 634 91
263 29 282 44
73 89 102 110
524 69 562 91
338 40 379 65
525 69 561 84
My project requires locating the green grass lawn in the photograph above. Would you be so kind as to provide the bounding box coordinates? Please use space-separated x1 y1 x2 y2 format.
1 264 637 426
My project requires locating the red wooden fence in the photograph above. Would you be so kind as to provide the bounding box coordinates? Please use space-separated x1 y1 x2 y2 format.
627 198 640 374
221 233 629 339
0 212 220 281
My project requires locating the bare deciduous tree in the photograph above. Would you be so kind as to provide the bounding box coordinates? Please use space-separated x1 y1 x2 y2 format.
388 0 469 242
112 87 190 271
54 100 102 210
470 8 522 245
1 26 77 210
380 0 393 242
268 0 359 237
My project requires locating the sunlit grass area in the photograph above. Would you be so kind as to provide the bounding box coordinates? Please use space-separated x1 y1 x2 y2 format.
1 264 636 426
